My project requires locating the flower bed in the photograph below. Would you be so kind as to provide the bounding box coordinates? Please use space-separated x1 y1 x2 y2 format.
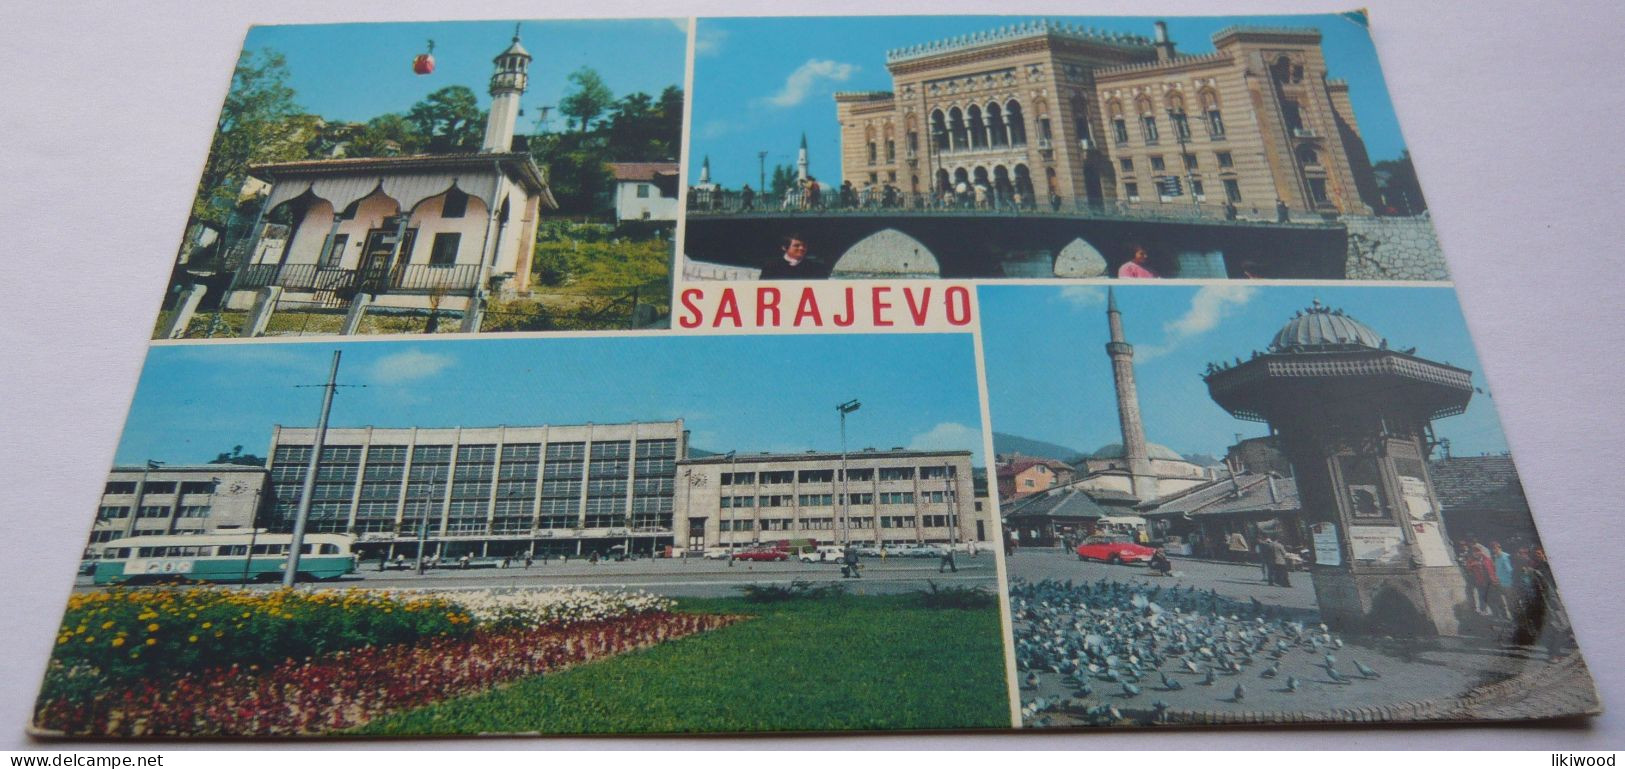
43 588 470 703
35 612 742 737
388 587 675 630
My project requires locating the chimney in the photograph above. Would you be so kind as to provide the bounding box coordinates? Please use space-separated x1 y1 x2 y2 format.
1153 21 1177 62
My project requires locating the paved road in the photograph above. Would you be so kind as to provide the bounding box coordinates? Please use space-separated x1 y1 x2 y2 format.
1007 547 1319 610
76 554 999 599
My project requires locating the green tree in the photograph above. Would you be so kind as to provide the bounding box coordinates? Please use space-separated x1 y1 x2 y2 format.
192 48 304 232
348 113 425 157
1373 150 1427 215
769 164 797 196
407 86 485 152
560 67 614 133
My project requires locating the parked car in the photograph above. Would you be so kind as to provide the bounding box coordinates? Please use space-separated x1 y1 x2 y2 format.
1075 535 1156 565
853 544 885 557
702 547 733 560
733 548 789 562
902 543 950 558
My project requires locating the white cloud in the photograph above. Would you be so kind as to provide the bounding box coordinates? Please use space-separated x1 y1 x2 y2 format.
367 349 454 383
908 422 986 465
1059 286 1106 307
694 25 727 56
764 59 857 108
1137 285 1256 361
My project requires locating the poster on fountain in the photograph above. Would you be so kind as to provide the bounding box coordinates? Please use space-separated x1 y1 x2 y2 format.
27 9 1598 742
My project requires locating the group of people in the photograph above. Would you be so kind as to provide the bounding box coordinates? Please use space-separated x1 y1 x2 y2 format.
1457 534 1572 659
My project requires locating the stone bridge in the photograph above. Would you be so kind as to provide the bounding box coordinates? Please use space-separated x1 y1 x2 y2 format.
683 210 1351 280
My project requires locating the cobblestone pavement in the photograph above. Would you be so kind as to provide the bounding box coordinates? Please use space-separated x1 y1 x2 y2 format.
1010 550 1599 727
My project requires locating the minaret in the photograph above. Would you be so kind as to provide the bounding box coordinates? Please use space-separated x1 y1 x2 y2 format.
797 133 810 182
1105 288 1156 500
481 26 532 153
700 155 712 185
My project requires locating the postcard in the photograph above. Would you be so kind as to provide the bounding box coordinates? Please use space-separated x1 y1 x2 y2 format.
30 12 1598 739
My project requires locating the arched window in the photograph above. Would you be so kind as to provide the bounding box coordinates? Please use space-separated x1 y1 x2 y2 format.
1005 100 1027 146
967 105 987 149
948 107 968 149
1136 97 1158 144
1108 100 1128 145
1167 94 1190 140
930 110 948 151
1200 90 1225 138
1071 95 1092 145
986 103 1007 147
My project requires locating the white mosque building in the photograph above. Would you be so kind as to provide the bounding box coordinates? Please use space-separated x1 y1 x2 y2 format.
223 31 557 324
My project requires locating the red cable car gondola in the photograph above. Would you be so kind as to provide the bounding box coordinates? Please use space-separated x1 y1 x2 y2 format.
413 40 435 75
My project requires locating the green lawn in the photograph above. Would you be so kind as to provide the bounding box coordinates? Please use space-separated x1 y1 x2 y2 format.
356 593 1011 736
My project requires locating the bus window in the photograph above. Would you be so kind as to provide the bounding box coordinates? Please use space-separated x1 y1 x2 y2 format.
320 544 340 555
138 547 159 557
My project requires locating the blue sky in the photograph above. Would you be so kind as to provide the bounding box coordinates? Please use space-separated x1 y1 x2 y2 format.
241 19 687 130
690 13 1406 187
980 285 1512 460
114 334 986 467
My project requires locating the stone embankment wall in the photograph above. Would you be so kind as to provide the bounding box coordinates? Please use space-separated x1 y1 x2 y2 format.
1343 214 1450 281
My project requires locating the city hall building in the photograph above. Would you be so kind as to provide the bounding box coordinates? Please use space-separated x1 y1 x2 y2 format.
265 421 685 560
675 449 987 551
835 20 1377 215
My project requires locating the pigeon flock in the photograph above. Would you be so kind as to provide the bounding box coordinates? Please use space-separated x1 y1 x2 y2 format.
1012 577 1385 727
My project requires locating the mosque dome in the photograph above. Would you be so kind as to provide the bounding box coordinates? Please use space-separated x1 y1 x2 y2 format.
1269 300 1384 353
1090 442 1186 462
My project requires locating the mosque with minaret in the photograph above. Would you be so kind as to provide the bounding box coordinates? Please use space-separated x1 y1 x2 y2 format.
1073 288 1216 501
209 28 558 331
1001 287 1216 545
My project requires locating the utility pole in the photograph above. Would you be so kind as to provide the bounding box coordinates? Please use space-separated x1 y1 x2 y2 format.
836 400 861 545
284 350 343 587
757 151 768 196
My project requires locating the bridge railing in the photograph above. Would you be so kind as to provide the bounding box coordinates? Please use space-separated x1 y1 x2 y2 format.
686 187 1339 227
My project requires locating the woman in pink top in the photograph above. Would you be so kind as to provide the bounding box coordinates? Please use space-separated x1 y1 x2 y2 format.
1117 244 1160 279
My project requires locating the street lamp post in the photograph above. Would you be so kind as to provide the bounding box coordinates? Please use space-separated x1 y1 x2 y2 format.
757 151 768 199
1169 109 1200 216
836 400 861 545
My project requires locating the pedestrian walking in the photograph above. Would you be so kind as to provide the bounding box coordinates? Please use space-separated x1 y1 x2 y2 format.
842 543 862 579
939 548 957 573
1269 538 1292 587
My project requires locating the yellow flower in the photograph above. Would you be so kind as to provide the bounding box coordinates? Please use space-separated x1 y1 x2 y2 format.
101 621 115 630
145 638 156 646
188 635 198 643
201 622 212 629
111 638 125 648
147 623 159 632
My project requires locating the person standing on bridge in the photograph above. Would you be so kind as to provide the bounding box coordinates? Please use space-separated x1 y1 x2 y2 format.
1117 244 1160 279
740 184 755 211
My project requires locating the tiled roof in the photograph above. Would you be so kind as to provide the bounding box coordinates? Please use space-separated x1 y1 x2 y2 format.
1430 455 1528 514
1002 486 1113 521
608 162 679 182
1142 473 1299 518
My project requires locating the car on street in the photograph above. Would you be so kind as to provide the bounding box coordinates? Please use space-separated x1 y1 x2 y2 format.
733 548 790 562
1075 535 1156 565
799 545 845 563
853 543 885 557
702 547 733 560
